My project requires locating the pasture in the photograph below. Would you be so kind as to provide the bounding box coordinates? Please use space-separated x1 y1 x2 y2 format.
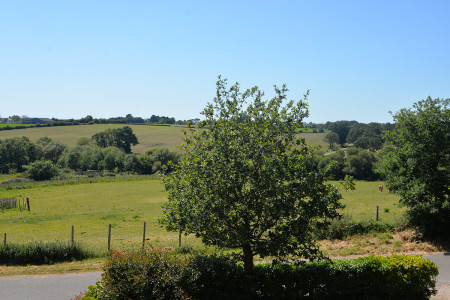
0 124 328 153
0 179 402 253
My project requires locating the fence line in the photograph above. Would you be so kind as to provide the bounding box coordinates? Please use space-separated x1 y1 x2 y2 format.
0 174 160 191
2 222 160 252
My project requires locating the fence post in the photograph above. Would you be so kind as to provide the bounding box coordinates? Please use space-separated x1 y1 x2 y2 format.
108 224 112 251
26 198 30 211
376 206 379 221
142 222 146 248
71 225 74 246
178 230 182 248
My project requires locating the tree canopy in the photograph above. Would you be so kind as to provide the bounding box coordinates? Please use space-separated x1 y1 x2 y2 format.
161 77 351 275
379 97 449 236
92 126 138 153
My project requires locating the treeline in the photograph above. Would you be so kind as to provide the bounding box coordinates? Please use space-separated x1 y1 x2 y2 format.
310 121 397 181
0 114 198 131
324 120 395 150
0 127 180 181
308 147 388 181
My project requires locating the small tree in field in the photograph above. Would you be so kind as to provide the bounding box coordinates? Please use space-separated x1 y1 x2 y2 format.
324 131 339 149
161 77 352 275
380 97 449 236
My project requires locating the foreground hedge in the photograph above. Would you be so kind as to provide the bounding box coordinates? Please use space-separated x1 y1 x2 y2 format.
95 250 439 300
0 241 95 265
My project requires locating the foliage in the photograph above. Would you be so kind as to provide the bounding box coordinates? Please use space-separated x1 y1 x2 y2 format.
161 77 352 275
25 160 59 181
0 241 95 265
99 249 190 300
379 97 450 236
323 131 339 149
318 148 380 180
325 121 356 145
92 126 139 153
315 215 397 240
95 251 438 299
35 136 67 163
0 136 36 173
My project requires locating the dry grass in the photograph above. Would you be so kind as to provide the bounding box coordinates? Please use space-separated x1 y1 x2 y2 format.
319 230 439 258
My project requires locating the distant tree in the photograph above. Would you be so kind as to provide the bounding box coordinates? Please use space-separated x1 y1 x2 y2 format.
10 115 21 123
145 147 181 173
25 160 58 181
92 126 138 153
161 77 351 275
58 145 102 171
343 148 378 180
100 147 125 171
326 121 356 144
0 137 36 173
35 137 67 164
379 97 449 236
324 132 339 149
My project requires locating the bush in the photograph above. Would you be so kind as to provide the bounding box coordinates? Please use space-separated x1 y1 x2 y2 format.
1 177 32 184
316 215 397 240
25 160 59 181
0 241 96 265
96 251 438 300
99 249 190 300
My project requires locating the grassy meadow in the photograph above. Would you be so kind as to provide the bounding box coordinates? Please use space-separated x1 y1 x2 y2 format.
0 124 328 153
0 179 403 253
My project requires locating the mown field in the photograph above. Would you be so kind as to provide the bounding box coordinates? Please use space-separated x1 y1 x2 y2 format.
0 124 328 153
0 179 402 253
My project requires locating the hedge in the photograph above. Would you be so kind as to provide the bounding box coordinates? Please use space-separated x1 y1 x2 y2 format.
0 241 95 265
94 251 438 300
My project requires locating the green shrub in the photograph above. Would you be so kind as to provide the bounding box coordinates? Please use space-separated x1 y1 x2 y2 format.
25 160 59 181
99 249 191 300
317 215 397 240
0 241 95 265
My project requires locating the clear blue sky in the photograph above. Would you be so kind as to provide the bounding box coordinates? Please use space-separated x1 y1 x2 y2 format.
1 0 449 123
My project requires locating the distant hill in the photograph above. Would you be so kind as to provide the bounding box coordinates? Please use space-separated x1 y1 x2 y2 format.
0 124 327 153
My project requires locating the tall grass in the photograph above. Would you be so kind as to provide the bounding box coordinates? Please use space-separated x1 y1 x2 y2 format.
0 241 98 265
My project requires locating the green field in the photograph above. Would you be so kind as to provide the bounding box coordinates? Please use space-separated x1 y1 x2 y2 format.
0 124 328 153
0 179 402 252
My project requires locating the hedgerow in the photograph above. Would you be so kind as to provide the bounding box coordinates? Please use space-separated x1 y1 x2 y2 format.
94 250 438 300
0 241 96 265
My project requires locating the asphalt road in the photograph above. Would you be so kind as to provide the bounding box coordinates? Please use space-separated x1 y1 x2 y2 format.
0 253 448 300
0 271 101 300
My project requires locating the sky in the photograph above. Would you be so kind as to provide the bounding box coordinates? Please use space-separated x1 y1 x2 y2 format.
1 1 449 123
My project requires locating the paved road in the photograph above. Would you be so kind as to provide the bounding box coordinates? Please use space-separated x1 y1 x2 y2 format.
0 253 448 300
0 271 101 300
425 252 450 300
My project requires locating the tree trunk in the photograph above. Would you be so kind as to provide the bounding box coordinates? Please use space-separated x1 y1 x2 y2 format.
242 243 254 275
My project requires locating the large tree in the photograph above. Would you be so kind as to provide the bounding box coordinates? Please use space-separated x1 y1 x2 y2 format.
161 77 351 275
92 126 138 153
379 97 449 236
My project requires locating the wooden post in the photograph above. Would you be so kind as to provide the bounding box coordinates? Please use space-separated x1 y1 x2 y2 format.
178 230 182 248
376 206 379 221
26 198 30 211
71 225 74 246
108 224 112 251
142 222 146 248
3 233 6 246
